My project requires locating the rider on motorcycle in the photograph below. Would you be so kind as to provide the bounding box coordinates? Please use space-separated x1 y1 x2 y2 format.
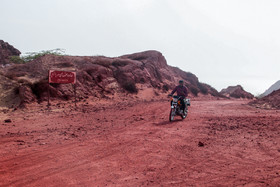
169 80 188 112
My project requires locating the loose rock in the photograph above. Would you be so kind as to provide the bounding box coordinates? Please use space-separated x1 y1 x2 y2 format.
198 141 205 147
4 119 12 123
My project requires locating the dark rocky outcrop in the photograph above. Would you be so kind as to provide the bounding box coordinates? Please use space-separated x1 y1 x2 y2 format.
250 89 280 109
0 40 21 65
259 80 280 98
220 85 254 99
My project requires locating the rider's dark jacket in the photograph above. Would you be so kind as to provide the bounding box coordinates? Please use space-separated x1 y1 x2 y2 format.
171 85 188 98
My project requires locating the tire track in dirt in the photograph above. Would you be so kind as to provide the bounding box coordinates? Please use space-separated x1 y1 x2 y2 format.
0 99 280 186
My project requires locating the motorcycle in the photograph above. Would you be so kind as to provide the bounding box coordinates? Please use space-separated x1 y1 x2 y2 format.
169 95 190 122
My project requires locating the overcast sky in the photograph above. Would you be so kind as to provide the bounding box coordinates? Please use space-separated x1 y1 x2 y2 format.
1 0 280 95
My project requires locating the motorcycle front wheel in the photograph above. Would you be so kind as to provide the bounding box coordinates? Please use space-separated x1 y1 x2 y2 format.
181 108 188 119
169 108 175 122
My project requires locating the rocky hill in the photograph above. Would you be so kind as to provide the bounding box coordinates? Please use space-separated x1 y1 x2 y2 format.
0 41 222 108
259 80 280 98
220 85 254 99
0 40 21 65
250 89 280 109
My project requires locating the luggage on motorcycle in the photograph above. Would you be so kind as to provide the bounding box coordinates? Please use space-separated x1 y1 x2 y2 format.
186 99 191 106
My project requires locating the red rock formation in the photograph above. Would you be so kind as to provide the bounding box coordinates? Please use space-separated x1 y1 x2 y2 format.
250 89 280 109
1 49 222 107
220 85 254 99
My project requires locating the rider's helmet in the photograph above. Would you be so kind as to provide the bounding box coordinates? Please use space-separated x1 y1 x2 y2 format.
179 80 184 85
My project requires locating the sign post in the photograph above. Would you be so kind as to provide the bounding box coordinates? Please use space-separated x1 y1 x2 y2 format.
47 79 50 107
48 70 77 108
73 83 77 108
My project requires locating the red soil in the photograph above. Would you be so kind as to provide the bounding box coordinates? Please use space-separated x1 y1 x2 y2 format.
0 99 280 186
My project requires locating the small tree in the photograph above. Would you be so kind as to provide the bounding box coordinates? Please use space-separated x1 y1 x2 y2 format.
9 48 65 64
22 48 65 62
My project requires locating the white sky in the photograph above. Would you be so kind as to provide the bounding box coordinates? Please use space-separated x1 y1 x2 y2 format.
1 0 280 95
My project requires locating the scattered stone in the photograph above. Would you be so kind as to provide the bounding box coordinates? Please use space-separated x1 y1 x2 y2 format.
15 140 25 145
4 119 12 123
198 141 205 147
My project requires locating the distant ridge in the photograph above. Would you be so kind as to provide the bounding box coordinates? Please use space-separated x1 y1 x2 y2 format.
250 89 280 109
259 80 280 98
220 85 254 99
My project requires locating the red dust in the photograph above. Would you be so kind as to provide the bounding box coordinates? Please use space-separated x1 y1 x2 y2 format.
0 99 280 186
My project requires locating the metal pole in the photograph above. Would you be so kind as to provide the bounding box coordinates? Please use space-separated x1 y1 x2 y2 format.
47 71 50 108
74 83 77 109
74 71 77 109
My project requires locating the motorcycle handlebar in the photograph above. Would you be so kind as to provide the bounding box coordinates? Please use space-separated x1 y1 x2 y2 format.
168 95 184 99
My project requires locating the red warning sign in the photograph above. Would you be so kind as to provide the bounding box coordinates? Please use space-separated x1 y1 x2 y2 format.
49 70 76 84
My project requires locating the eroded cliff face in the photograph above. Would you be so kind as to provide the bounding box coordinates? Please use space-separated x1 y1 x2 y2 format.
0 41 221 108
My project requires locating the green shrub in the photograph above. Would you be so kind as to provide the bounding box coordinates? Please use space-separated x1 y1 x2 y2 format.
9 49 65 64
190 86 199 96
112 60 129 67
122 81 138 93
162 84 169 92
22 48 65 62
197 83 208 95
9 56 25 64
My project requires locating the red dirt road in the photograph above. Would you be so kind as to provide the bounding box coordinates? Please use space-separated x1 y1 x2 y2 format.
1 99 280 186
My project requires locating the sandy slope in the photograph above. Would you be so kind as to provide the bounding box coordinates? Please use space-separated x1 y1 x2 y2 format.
0 99 280 186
